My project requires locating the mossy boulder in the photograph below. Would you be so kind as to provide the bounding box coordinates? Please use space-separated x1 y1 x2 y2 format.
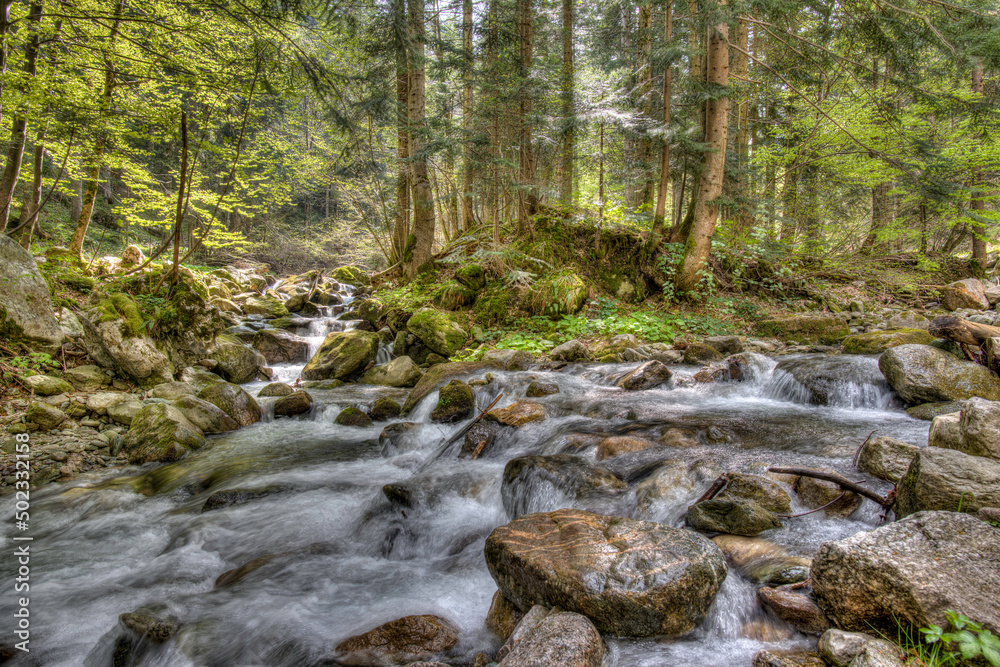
123 403 205 464
842 329 934 355
431 379 475 422
401 360 502 414
78 308 173 389
684 343 725 364
371 397 401 421
335 406 373 427
213 338 266 384
332 265 369 286
756 316 850 345
686 498 784 537
23 375 73 396
359 356 423 388
455 263 486 292
433 282 477 311
274 390 313 417
301 330 381 380
242 295 289 319
26 402 66 431
529 272 588 317
172 395 240 434
197 381 261 427
251 329 310 364
878 344 1000 404
258 382 294 397
406 308 468 357
0 234 64 354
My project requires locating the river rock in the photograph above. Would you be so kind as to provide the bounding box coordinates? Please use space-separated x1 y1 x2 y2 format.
485 590 524 640
370 397 401 421
242 295 288 318
842 329 934 355
958 397 1000 459
550 339 589 362
258 382 294 397
686 498 783 536
846 640 906 667
485 508 727 637
684 343 725 364
78 316 173 389
857 436 919 482
335 406 373 427
148 381 195 401
201 485 287 512
756 316 850 345
26 402 66 431
123 403 205 463
0 235 64 353
495 605 551 662
431 379 474 422
23 374 73 396
525 381 559 397
895 447 1000 517
752 650 826 667
596 435 655 460
486 402 546 427
941 278 989 311
818 629 884 667
63 364 110 390
928 412 963 450
197 381 261 427
811 510 1000 634
406 308 467 357
773 356 888 406
483 349 533 371
704 336 744 355
793 471 862 518
171 395 239 433
360 356 423 388
757 586 830 635
212 340 266 384
711 535 810 585
501 455 627 519
878 344 1000 404
615 360 673 391
496 612 604 667
252 329 310 364
302 330 381 380
332 265 368 286
273 391 313 417
108 399 143 426
401 361 502 414
905 401 964 420
334 615 458 666
83 391 128 415
719 473 791 513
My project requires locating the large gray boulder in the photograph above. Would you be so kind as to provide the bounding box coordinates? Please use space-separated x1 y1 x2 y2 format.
895 447 1000 517
213 339 266 384
172 395 239 434
497 612 604 667
0 234 63 354
878 344 1000 404
958 397 1000 460
940 278 989 311
78 316 173 389
484 508 727 637
811 511 1000 635
23 374 73 396
686 498 783 537
359 355 423 387
251 328 310 364
197 381 261 427
301 330 380 380
123 403 205 463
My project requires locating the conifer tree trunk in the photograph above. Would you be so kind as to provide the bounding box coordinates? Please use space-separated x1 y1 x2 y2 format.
461 0 475 228
404 0 435 279
635 3 653 209
733 18 751 231
558 0 574 205
69 0 123 259
861 60 892 256
517 0 535 233
675 1 729 296
0 1 13 130
392 1 410 266
970 60 987 266
652 1 673 235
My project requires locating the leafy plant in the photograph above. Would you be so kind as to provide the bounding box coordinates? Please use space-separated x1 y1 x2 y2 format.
920 611 1000 666
0 352 60 395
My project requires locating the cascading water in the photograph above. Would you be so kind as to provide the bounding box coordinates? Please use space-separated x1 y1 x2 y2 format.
1 317 931 666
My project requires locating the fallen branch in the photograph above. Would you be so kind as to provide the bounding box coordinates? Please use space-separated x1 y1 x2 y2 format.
693 474 729 505
928 315 1000 347
852 430 877 469
447 392 504 449
768 466 894 508
778 492 847 518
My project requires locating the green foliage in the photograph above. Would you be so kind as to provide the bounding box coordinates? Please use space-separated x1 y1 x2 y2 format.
0 352 59 394
656 243 685 301
97 293 148 337
917 611 1000 667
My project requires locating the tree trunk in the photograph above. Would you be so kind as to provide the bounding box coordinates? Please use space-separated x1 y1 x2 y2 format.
17 124 45 249
675 1 728 296
651 1 673 235
970 60 987 267
171 111 188 285
69 0 123 259
780 162 798 244
558 0 574 205
733 18 751 232
461 0 475 229
635 3 654 210
391 0 410 266
0 1 14 128
861 178 891 254
404 0 435 280
517 0 535 233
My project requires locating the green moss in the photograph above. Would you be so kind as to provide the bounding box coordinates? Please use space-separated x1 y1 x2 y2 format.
473 287 513 328
98 293 146 337
59 273 96 293
455 263 486 292
433 282 477 311
0 305 26 341
528 271 588 317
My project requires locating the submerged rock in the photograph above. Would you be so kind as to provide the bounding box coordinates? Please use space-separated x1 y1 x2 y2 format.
172 395 239 434
501 455 626 519
525 380 559 397
370 397 401 421
334 615 458 666
811 510 1000 635
684 342 725 364
486 402 546 427
496 612 604 667
878 344 1000 404
596 435 655 460
484 508 727 637
485 590 524 641
792 470 862 518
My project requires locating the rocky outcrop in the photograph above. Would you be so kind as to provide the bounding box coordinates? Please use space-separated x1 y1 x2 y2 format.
496 612 604 667
842 328 934 355
813 511 1000 637
212 339 266 384
940 278 989 311
78 315 173 389
484 508 727 637
0 235 64 353
857 436 919 482
251 329 310 364
359 356 423 387
301 330 380 380
895 447 1000 517
123 404 205 463
878 344 1000 404
334 615 458 666
406 308 468 357
196 381 261 427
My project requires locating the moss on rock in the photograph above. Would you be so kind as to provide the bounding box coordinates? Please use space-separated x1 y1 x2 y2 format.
842 328 934 355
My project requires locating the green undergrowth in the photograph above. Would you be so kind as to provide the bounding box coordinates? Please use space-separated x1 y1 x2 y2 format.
887 611 1000 667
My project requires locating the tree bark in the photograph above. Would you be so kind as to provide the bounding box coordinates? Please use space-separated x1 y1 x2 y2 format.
928 315 1000 348
733 18 751 232
970 60 987 267
675 3 729 296
17 124 46 249
171 111 188 285
461 0 475 229
559 0 574 205
404 0 435 280
651 1 673 235
0 1 14 128
635 3 654 209
517 0 535 233
391 0 410 265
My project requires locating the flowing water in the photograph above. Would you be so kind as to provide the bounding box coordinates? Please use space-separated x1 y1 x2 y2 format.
1 312 932 666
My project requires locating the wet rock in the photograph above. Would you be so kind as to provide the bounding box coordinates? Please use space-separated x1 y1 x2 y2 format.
718 473 791 513
267 314 311 330
958 397 1000 460
258 382 294 397
501 455 626 519
905 401 964 420
78 314 173 389
525 380 559 397
684 342 725 364
703 336 744 355
483 349 533 371
149 381 196 401
197 381 261 427
302 330 381 381
847 640 907 667
495 605 551 662
811 510 1000 635
251 328 310 364
177 365 224 392
635 461 698 514
485 508 727 637
26 402 66 430
118 608 178 644
772 356 888 406
550 339 589 362
843 328 935 355
878 344 1000 404
496 612 604 667
756 316 850 345
461 421 504 458
658 428 699 447
332 265 369 286
485 590 524 640
172 395 239 434
615 360 673 391
360 355 423 388
818 629 880 667
895 447 1000 517
596 435 655 460
406 308 468 357
301 378 344 390
274 391 313 417
752 650 825 667
792 471 862 518
686 498 783 536
857 436 919 482
401 361 502 414
335 406 373 427
108 399 143 426
202 485 287 512
711 535 810 585
379 422 420 456
123 403 204 463
23 374 73 396
334 615 458 666
370 397 401 421
431 379 475 423
757 586 830 635
941 278 989 311
212 339 267 384
242 295 289 318
0 234 64 353
486 402 546 427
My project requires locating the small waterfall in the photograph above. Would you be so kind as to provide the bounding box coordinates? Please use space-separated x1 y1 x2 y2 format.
376 343 393 365
763 355 895 409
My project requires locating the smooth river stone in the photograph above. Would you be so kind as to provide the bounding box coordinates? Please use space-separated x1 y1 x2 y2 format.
484 508 727 637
